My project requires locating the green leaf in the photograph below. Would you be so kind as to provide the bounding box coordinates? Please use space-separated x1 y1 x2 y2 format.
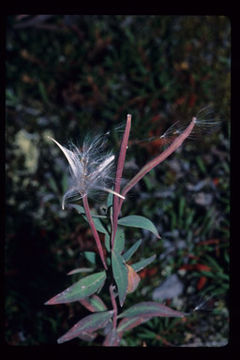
123 239 142 262
104 232 111 252
67 268 93 275
118 215 160 238
45 271 106 305
113 226 125 254
79 294 107 312
84 251 96 265
117 316 150 335
106 191 113 208
131 254 156 272
111 250 128 307
71 204 107 221
71 204 85 215
57 310 114 344
103 328 121 346
89 216 108 234
118 301 186 319
78 332 97 342
89 295 108 312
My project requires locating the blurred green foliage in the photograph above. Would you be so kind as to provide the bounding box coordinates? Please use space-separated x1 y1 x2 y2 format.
6 15 230 346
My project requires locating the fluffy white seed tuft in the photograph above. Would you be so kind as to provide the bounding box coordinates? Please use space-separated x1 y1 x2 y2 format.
48 134 124 209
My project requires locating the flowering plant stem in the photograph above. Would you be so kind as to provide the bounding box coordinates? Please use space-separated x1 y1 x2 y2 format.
82 195 108 270
111 114 132 249
45 111 212 346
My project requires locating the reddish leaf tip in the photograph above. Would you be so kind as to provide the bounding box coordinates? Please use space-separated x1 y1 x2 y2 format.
44 295 59 305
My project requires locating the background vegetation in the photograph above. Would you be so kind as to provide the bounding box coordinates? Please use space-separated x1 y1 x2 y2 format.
6 15 230 346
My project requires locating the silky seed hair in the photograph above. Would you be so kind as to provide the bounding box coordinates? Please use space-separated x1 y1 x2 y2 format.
160 105 221 142
48 130 125 210
130 105 221 147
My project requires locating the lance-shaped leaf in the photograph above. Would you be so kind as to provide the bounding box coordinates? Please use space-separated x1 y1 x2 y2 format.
117 215 160 238
45 271 106 305
131 254 156 272
57 310 114 344
78 332 97 342
71 204 107 219
118 301 186 319
117 316 150 336
71 204 108 233
106 191 113 209
111 250 128 307
79 294 107 312
123 239 142 262
103 328 121 346
113 226 125 254
67 268 93 275
104 232 111 252
84 251 96 265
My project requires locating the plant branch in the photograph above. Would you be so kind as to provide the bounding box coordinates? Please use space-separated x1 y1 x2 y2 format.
82 195 108 270
118 117 196 214
111 114 132 249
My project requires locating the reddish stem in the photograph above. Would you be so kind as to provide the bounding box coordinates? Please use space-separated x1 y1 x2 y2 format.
117 118 196 215
82 195 107 270
111 114 132 249
109 284 118 328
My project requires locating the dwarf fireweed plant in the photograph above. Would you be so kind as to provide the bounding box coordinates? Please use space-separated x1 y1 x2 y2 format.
45 108 219 346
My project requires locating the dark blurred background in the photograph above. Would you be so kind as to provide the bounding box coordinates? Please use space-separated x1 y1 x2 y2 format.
6 15 230 346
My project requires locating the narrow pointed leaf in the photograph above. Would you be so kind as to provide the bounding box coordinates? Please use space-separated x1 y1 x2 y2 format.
89 216 108 235
67 268 93 275
117 316 150 335
113 226 125 254
123 239 142 262
89 294 108 312
70 204 85 215
45 271 106 305
71 204 108 233
84 251 96 265
111 250 128 307
57 310 114 344
104 232 110 252
107 191 113 209
79 294 107 312
78 332 97 342
118 301 186 319
103 328 121 346
131 254 156 272
118 215 160 238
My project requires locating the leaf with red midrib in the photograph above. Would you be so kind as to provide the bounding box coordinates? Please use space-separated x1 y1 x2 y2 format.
79 294 107 312
45 271 106 305
111 250 128 307
57 310 114 344
117 316 150 336
118 301 186 319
